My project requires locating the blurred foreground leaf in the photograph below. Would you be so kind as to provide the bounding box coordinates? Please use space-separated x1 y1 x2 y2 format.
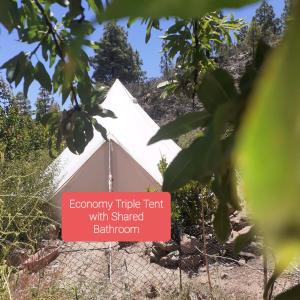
104 0 260 19
275 283 300 300
148 111 209 145
236 1 300 267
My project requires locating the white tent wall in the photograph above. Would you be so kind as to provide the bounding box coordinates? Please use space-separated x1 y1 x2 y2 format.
50 79 181 222
52 140 160 220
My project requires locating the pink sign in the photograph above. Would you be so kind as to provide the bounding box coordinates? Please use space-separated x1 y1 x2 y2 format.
62 192 171 242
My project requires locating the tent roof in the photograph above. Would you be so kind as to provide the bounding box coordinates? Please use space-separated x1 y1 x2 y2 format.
52 79 181 193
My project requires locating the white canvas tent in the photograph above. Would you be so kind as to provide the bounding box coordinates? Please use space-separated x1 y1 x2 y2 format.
50 79 181 220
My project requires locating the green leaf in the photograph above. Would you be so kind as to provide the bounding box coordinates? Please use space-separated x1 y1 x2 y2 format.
103 0 260 19
145 19 160 43
68 0 83 18
198 69 238 113
127 17 139 27
35 62 52 92
77 80 92 105
162 132 220 191
62 85 71 105
87 0 103 21
92 118 108 141
213 201 231 243
254 39 271 70
23 62 35 98
274 284 300 300
97 108 117 119
212 173 240 211
69 21 95 36
41 111 61 128
236 1 300 265
0 0 18 32
239 41 271 98
148 111 210 145
68 111 94 154
1 52 26 84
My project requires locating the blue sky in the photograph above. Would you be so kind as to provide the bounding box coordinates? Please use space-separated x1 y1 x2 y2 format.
0 0 285 108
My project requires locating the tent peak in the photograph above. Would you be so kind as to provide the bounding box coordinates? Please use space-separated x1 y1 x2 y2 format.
110 79 138 103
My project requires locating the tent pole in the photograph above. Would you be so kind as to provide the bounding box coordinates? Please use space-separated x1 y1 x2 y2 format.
108 138 113 283
108 138 113 193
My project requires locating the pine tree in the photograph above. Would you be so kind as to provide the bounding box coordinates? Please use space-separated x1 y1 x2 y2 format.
92 22 145 85
252 0 282 44
35 87 55 121
281 0 294 31
0 77 13 108
235 0 282 59
14 92 31 115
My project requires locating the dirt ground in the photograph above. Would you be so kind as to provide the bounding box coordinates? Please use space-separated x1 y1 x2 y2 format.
11 241 300 300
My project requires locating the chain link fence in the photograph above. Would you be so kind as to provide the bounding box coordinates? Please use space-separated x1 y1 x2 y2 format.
8 224 300 299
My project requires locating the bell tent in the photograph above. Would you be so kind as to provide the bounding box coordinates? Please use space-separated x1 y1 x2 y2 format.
50 79 181 220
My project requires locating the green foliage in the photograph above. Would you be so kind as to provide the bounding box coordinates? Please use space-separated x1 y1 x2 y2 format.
0 77 13 107
172 182 216 227
281 0 294 31
237 0 282 56
236 0 300 278
0 106 48 161
14 92 32 115
104 0 260 19
158 157 215 227
160 14 243 104
35 87 55 122
152 42 270 243
0 150 56 266
160 40 175 80
149 111 209 145
253 0 282 39
92 22 145 84
0 0 115 155
274 283 300 300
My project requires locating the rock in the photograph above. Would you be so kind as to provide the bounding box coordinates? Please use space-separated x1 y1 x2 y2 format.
145 285 159 298
189 291 199 300
6 249 29 267
180 254 202 270
153 241 178 253
119 242 134 249
244 241 262 256
220 272 229 279
238 225 253 236
226 225 254 253
44 224 60 240
152 245 167 258
227 230 240 245
230 212 248 231
150 252 159 263
199 275 208 284
159 251 179 268
238 258 246 265
22 246 59 273
180 234 200 255
239 251 256 261
199 266 207 272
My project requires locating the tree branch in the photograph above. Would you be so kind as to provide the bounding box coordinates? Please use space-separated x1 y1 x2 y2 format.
33 0 79 107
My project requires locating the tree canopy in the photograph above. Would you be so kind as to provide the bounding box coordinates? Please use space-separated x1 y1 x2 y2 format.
92 22 145 84
35 87 55 121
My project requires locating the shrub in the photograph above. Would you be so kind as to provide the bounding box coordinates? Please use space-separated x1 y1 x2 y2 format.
0 150 57 296
158 157 216 228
